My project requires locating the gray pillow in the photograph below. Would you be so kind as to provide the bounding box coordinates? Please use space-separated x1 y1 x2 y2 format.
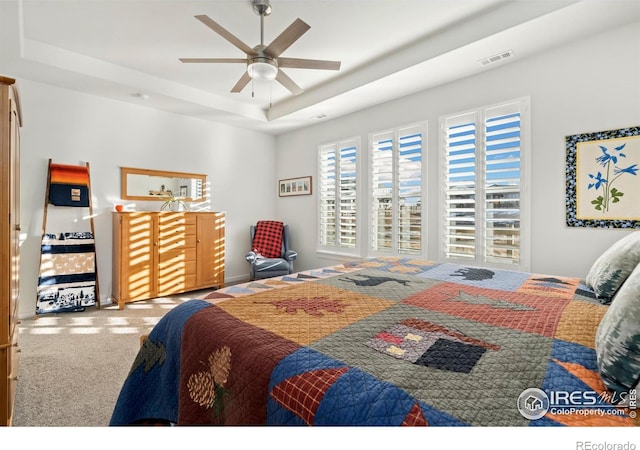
595 262 640 394
586 231 640 301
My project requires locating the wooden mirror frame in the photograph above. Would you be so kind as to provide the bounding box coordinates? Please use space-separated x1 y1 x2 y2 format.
120 167 207 202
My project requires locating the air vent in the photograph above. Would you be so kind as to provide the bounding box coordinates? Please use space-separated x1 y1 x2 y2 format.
479 49 515 66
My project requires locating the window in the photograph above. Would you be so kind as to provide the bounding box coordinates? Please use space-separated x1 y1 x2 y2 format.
441 98 529 269
318 137 359 255
371 123 425 256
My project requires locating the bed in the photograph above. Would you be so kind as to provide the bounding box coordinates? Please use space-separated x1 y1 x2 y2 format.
110 248 640 427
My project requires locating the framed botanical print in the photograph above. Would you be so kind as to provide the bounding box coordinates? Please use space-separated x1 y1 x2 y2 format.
566 126 640 228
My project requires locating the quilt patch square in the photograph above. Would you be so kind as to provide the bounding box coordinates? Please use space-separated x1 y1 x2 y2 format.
366 318 497 374
517 275 581 299
402 283 572 337
345 257 440 274
554 300 607 349
418 263 530 292
367 324 439 363
218 283 394 345
416 339 486 373
317 268 440 303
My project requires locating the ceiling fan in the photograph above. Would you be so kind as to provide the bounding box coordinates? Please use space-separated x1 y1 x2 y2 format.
179 0 341 96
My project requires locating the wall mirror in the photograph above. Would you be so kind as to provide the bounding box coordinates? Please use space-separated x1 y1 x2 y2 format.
120 167 207 202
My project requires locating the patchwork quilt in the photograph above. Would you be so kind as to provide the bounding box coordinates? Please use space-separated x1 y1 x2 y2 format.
110 257 639 426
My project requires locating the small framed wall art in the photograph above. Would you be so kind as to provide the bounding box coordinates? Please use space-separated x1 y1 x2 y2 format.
566 125 640 228
279 176 312 197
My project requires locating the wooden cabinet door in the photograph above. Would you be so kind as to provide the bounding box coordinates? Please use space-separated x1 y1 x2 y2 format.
1 78 20 426
9 96 19 341
119 213 157 302
157 213 196 296
0 348 8 425
196 213 225 288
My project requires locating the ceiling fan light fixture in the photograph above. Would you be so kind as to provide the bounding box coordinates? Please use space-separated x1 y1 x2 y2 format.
247 57 278 81
181 3 340 96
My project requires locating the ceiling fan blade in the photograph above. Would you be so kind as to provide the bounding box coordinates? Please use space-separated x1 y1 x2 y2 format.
264 18 310 59
194 15 257 56
277 57 341 71
231 71 252 93
179 58 248 64
276 69 303 96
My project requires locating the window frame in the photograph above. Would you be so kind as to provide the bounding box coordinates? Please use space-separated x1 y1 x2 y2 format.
369 122 428 258
316 136 363 258
439 97 531 271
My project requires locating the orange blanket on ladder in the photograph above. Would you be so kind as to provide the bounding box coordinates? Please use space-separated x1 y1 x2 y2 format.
49 163 90 207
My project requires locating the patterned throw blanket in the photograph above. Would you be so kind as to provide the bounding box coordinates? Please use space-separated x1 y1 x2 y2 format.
252 220 283 258
110 257 639 426
48 163 90 207
36 232 97 314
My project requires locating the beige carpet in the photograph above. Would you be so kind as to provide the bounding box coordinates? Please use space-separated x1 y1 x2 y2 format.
12 290 214 427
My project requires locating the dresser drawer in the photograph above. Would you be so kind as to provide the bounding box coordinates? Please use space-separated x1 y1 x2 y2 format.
158 214 196 234
158 231 196 250
157 273 196 296
158 247 196 264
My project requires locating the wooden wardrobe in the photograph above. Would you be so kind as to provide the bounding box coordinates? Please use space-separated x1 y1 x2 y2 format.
0 75 22 426
112 211 225 309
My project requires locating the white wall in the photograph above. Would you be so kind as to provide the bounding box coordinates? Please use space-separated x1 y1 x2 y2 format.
16 20 640 318
275 20 640 279
18 80 277 317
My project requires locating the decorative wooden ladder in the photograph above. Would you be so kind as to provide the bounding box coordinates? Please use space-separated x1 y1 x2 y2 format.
36 159 100 315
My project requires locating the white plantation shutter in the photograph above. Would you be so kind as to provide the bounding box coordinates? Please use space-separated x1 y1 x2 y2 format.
339 143 358 248
372 131 394 252
319 143 337 247
442 99 528 269
371 123 424 255
443 114 477 261
484 105 521 265
319 138 359 252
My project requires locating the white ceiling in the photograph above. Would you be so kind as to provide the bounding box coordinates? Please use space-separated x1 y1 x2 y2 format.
1 0 639 135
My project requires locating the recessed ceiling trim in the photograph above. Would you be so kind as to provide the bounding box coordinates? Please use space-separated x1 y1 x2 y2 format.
267 0 579 121
20 37 268 122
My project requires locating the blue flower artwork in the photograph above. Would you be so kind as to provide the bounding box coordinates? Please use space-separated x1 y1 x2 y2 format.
587 143 638 213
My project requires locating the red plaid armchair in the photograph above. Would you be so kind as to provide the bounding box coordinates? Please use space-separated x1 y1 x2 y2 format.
245 221 297 280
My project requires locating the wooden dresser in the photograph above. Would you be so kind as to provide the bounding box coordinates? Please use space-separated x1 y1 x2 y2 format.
112 211 225 309
0 75 21 426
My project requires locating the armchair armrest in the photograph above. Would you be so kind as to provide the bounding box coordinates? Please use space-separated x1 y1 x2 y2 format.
284 250 297 262
245 251 258 263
